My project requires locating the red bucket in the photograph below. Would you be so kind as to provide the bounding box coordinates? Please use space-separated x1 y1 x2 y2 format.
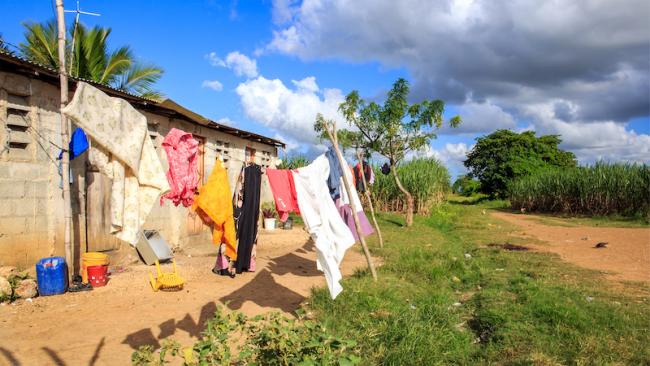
87 265 108 287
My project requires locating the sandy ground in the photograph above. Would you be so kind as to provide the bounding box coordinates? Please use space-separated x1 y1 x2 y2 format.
492 212 650 283
0 228 371 366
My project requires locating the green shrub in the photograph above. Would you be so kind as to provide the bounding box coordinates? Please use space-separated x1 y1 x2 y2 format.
372 158 450 214
131 307 361 366
452 174 481 196
509 162 650 217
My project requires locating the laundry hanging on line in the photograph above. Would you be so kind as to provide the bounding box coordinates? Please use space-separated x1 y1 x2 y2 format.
293 154 356 299
266 168 300 222
62 82 169 245
160 128 199 207
329 147 374 241
58 127 89 161
354 161 374 192
193 159 238 260
234 163 262 274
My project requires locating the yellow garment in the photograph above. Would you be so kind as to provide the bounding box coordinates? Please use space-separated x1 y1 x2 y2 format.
192 160 237 260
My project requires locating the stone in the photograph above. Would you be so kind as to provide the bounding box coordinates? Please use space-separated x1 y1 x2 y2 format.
15 279 38 299
0 276 11 300
0 266 17 278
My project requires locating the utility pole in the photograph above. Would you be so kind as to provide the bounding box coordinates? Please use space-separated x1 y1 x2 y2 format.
56 0 74 282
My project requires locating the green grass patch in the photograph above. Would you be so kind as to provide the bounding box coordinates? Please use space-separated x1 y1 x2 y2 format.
308 197 650 365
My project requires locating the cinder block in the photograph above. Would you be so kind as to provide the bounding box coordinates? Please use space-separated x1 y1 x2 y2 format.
10 164 42 180
13 200 37 217
0 200 16 216
0 217 26 235
25 215 48 232
24 181 49 198
0 181 25 198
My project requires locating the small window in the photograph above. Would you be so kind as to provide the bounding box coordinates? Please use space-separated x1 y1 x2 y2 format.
7 109 31 151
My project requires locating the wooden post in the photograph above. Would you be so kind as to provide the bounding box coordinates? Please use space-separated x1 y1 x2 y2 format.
324 120 377 281
355 149 384 248
56 0 74 281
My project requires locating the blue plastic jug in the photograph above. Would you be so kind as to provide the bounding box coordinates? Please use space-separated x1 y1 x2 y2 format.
36 256 68 296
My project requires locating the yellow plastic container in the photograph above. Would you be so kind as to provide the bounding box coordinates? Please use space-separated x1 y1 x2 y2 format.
81 252 109 284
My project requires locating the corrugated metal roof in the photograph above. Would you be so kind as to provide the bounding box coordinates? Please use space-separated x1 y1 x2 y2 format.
0 50 285 147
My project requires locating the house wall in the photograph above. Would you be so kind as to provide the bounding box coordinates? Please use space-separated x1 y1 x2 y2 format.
0 70 278 269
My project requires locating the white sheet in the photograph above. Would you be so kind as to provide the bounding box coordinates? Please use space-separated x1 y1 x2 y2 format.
292 155 355 299
62 82 169 245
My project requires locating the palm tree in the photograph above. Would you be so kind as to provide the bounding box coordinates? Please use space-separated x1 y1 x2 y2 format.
19 19 164 100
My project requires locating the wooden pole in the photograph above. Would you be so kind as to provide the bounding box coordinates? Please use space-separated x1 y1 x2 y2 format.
56 0 74 281
324 121 377 281
355 149 383 248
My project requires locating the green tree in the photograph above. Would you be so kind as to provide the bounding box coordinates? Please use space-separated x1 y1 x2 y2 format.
452 174 481 196
338 78 460 226
464 129 577 198
19 20 163 99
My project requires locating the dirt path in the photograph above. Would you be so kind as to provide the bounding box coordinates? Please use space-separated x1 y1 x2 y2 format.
492 211 650 283
0 228 370 366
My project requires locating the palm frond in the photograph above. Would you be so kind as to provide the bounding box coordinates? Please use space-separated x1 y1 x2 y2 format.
115 62 164 99
19 20 60 68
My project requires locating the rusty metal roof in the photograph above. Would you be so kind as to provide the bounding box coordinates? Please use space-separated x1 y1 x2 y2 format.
0 50 285 147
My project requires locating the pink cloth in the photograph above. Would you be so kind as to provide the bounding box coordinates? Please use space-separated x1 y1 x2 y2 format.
266 168 300 222
160 128 199 207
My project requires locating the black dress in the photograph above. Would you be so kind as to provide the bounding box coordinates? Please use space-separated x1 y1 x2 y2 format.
235 164 262 273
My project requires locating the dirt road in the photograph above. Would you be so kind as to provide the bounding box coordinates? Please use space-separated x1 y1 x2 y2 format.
0 228 370 366
492 211 650 283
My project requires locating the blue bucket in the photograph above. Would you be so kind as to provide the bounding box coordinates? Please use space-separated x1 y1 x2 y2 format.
36 256 68 296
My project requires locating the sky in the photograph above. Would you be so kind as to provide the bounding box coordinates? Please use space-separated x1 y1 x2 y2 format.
2 0 649 178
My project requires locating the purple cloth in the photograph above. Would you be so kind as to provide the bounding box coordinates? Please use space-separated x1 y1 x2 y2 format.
336 199 374 241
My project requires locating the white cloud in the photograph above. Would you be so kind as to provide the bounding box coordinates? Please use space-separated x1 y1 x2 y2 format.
206 51 259 78
266 0 650 164
235 76 345 144
441 101 516 134
201 80 223 91
522 103 650 163
205 52 225 67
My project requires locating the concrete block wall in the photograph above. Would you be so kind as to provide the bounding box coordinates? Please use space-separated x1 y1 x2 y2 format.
0 73 65 268
0 69 279 268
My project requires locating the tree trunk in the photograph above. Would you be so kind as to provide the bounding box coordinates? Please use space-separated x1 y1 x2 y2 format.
356 150 383 248
325 124 377 281
391 163 414 227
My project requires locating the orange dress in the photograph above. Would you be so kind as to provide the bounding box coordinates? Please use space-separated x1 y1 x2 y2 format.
192 160 237 260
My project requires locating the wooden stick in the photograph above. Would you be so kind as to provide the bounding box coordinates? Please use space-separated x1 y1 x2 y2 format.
56 0 74 281
324 121 377 281
355 149 384 248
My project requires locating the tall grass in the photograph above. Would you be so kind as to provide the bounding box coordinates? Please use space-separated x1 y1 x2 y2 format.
510 162 650 217
372 158 450 214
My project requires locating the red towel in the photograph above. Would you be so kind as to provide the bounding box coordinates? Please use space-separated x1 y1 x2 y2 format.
266 168 301 222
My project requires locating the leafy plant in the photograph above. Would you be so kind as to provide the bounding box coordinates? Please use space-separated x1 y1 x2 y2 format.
131 306 361 365
338 78 461 226
452 174 481 196
262 202 278 219
19 19 164 99
464 130 576 198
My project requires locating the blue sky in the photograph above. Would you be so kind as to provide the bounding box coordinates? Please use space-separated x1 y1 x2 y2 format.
2 0 648 178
